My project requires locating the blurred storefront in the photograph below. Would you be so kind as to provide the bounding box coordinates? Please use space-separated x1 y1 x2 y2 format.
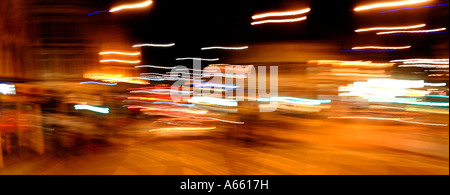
1 86 45 168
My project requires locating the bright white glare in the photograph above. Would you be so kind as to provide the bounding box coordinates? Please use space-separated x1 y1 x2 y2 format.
0 83 16 95
110 0 153 12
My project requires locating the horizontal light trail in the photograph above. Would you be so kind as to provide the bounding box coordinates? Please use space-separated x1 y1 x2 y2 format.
377 27 447 35
355 24 426 32
252 8 311 20
258 97 331 106
74 105 109 114
329 116 448 126
99 51 140 56
398 64 449 68
193 83 240 89
110 0 153 12
133 43 175 48
251 16 307 25
352 46 412 50
188 97 238 107
100 59 141 64
341 50 397 52
201 46 249 50
176 57 219 61
354 0 431 12
369 98 450 107
149 127 216 132
80 81 118 86
135 65 174 69
381 2 450 13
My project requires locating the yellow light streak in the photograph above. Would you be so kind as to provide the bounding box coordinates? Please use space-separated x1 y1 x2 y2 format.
354 0 431 12
84 73 149 85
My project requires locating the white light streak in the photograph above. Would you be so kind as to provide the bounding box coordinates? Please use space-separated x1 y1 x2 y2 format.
352 46 412 50
133 43 175 48
377 28 447 35
355 24 426 32
176 57 220 61
251 16 307 25
201 46 249 50
99 51 140 56
252 8 311 20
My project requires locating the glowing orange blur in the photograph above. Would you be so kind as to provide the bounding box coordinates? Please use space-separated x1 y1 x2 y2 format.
308 60 395 67
128 97 175 102
149 127 217 132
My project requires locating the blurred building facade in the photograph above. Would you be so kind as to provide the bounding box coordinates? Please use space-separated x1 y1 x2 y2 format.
1 0 138 81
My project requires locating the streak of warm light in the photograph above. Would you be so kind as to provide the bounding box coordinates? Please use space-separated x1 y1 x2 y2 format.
354 0 431 12
381 2 449 13
100 59 141 64
99 51 141 56
308 60 395 67
251 16 307 25
329 116 448 126
136 65 174 69
133 43 175 48
377 28 447 35
176 57 220 61
110 0 153 13
149 127 216 132
398 65 449 68
128 97 175 102
80 81 118 86
352 46 412 50
188 97 238 107
252 8 311 19
201 46 249 50
84 73 149 85
355 24 426 32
